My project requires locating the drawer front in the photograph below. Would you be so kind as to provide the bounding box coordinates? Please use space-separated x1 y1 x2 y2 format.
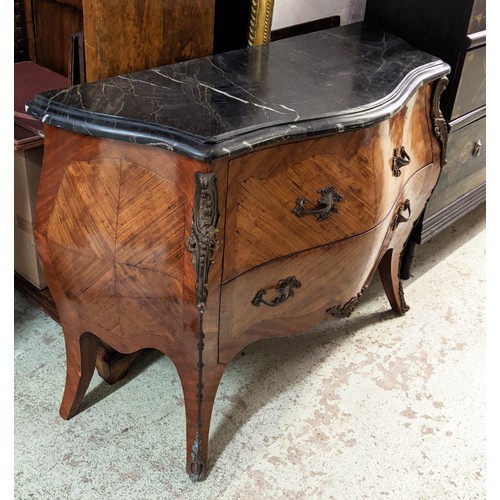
223 86 433 282
451 45 486 120
373 84 434 222
468 0 486 34
219 162 441 363
219 222 387 362
425 116 486 217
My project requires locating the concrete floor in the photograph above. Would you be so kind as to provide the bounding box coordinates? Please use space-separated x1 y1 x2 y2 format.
14 204 486 499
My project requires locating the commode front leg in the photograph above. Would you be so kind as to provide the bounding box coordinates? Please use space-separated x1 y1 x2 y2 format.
174 359 226 482
59 330 98 420
378 239 410 316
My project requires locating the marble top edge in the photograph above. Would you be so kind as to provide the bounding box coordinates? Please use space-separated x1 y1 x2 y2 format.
25 22 451 161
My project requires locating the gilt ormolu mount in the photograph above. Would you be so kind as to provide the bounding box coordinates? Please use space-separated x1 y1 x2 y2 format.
26 23 450 481
187 172 220 481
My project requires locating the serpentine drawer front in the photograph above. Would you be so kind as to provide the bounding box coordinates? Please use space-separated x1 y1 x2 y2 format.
219 162 440 363
223 85 433 281
26 22 450 481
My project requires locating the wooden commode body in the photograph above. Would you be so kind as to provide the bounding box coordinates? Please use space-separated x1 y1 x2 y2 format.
27 23 450 481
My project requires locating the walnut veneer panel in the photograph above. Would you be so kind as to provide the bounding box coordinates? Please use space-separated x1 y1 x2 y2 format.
47 158 185 341
35 128 222 355
83 0 215 82
223 86 433 281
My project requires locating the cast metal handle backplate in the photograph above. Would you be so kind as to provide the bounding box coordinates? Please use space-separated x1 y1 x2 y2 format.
292 186 344 221
392 146 411 177
391 199 411 230
251 276 302 308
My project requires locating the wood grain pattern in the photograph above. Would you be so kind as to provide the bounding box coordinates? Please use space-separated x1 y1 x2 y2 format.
372 85 434 221
378 162 440 314
30 0 83 76
35 126 229 479
224 140 377 281
219 224 386 362
82 0 216 82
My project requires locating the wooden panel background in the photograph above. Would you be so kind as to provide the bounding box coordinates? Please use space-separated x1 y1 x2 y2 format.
82 0 216 82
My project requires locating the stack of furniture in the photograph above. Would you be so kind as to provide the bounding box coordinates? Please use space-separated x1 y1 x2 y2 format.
365 0 486 268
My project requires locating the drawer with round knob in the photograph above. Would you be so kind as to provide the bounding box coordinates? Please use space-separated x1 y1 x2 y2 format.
425 114 485 218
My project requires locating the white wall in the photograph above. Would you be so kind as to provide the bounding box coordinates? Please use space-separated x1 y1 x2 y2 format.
271 0 367 30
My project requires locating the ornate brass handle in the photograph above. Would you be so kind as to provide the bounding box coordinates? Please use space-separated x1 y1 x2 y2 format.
473 139 482 158
292 186 343 221
251 276 302 307
392 146 411 177
391 199 411 230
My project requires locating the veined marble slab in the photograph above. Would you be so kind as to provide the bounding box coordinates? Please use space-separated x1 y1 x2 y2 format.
26 22 449 161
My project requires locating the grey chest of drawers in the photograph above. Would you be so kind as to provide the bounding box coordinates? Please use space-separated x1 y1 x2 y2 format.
365 0 486 270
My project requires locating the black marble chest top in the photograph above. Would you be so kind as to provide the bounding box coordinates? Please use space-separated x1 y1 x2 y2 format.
26 22 450 161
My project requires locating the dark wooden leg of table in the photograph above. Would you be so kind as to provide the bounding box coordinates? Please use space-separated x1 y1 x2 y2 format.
59 330 98 420
378 239 411 316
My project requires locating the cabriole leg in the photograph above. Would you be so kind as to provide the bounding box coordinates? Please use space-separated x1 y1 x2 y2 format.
59 330 98 420
378 242 410 316
175 360 226 481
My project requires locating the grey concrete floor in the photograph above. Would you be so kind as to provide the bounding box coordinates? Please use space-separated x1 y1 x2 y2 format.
14 203 486 499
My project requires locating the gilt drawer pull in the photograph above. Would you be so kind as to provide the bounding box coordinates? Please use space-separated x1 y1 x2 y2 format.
392 146 411 177
251 276 302 307
292 186 344 221
391 199 411 230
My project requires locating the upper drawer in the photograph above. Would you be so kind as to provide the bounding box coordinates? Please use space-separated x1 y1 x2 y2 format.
468 0 486 34
223 133 378 282
451 45 486 120
222 87 433 282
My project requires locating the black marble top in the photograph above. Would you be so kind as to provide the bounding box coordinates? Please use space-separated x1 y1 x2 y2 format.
26 22 449 161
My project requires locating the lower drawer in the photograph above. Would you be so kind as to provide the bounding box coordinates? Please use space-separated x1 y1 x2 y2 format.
425 114 486 218
219 221 387 363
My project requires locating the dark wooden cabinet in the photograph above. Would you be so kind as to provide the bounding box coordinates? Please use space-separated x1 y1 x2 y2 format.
365 0 486 247
20 0 218 82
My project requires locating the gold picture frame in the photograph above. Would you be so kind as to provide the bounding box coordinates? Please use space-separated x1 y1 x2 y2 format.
247 0 276 46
